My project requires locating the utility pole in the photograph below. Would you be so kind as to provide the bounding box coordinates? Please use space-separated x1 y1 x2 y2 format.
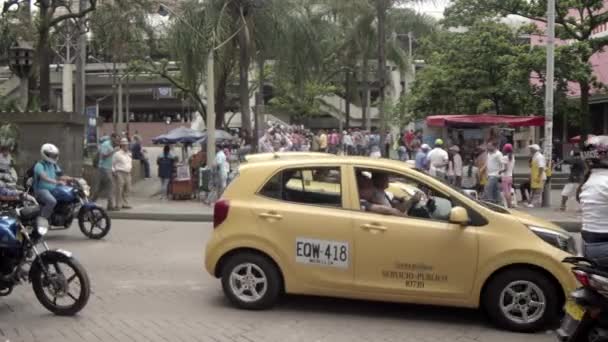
542 0 555 207
206 49 216 166
75 0 87 117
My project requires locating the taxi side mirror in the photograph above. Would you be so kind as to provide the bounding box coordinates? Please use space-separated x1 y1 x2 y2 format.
449 207 470 226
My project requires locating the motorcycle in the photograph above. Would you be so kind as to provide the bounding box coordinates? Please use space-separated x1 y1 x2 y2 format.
556 257 608 341
0 197 90 315
26 178 111 240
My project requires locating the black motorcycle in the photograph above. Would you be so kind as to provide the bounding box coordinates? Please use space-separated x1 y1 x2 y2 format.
0 197 90 316
556 257 608 342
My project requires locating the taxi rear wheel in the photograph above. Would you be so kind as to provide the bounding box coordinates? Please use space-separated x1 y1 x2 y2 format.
483 268 559 333
221 252 282 310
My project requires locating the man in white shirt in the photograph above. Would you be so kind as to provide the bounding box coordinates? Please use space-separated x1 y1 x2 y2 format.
448 145 463 187
483 141 504 204
112 138 133 210
342 131 354 155
426 139 449 180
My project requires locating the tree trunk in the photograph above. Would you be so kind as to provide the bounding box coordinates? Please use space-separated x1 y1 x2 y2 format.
254 57 265 152
361 55 370 130
38 11 51 111
345 71 351 129
579 81 591 136
377 0 388 155
215 70 228 129
238 27 252 134
112 62 117 132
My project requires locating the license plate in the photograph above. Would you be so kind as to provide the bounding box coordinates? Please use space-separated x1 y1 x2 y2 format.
566 300 586 321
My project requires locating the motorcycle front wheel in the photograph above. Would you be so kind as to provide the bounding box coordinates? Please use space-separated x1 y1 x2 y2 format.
78 207 111 239
30 257 90 316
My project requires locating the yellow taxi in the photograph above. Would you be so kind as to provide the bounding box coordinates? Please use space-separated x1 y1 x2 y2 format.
205 156 577 332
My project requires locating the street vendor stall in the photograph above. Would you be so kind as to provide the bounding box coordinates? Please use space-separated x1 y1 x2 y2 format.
425 114 545 155
153 127 205 200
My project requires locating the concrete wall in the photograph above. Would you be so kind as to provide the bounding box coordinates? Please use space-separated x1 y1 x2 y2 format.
1 112 85 178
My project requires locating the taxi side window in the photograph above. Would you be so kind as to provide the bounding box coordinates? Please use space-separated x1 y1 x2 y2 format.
259 167 342 207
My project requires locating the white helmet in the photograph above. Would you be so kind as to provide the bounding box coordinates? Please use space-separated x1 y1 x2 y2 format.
41 143 59 164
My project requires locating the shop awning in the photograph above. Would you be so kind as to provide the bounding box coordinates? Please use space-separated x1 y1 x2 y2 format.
426 114 545 128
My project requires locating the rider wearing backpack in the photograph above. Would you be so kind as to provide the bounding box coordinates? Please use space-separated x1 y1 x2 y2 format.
33 144 73 219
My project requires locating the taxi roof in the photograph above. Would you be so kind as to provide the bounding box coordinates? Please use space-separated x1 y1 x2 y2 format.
240 155 414 171
244 152 336 163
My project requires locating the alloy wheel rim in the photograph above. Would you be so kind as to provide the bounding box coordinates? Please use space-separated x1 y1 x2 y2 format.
229 263 268 303
499 280 546 324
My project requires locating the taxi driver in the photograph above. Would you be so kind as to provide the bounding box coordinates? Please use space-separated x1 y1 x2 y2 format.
357 171 421 217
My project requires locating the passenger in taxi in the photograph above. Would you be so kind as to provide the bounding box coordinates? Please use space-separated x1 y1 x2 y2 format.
357 171 421 217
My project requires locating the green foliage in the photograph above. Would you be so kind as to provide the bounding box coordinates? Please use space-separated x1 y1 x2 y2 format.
444 0 608 131
89 1 153 63
408 21 544 117
270 80 339 120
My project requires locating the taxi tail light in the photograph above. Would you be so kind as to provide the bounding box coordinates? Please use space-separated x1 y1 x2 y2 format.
213 199 230 228
573 270 591 288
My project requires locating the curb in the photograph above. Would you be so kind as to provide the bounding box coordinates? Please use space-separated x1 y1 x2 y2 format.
108 212 213 222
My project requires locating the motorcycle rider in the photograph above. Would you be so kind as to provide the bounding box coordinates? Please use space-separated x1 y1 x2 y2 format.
578 135 608 265
33 144 73 219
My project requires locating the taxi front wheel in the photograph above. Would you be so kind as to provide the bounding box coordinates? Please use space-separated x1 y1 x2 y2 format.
221 252 282 310
483 268 560 333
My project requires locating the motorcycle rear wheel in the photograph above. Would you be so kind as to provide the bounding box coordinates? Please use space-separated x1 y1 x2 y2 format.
31 257 90 316
78 207 111 239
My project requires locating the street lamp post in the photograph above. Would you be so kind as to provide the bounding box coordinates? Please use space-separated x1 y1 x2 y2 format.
542 0 555 207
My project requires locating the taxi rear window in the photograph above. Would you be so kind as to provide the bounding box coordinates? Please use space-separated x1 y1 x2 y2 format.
259 167 342 207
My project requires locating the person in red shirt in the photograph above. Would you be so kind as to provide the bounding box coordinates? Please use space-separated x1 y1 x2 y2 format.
404 130 415 159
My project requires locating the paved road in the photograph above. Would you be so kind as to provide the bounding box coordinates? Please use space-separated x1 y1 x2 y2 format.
0 221 557 342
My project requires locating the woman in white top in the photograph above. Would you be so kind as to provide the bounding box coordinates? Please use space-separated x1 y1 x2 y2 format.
501 143 516 208
461 157 480 190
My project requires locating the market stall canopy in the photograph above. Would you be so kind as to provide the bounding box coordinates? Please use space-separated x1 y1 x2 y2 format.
152 127 205 145
426 114 545 128
196 130 237 145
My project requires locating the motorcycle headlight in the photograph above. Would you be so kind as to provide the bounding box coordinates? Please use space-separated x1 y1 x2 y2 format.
529 225 577 255
36 217 49 236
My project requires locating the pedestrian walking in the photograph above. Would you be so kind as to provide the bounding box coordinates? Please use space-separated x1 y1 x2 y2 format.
328 129 340 154
157 145 176 200
415 143 430 171
461 157 480 190
216 144 230 194
404 130 415 159
475 145 488 195
448 145 463 187
526 144 546 208
383 129 393 158
560 149 586 211
501 143 515 208
113 138 133 210
483 141 503 204
342 130 354 156
319 130 328 153
427 139 449 180
130 135 150 179
91 134 117 211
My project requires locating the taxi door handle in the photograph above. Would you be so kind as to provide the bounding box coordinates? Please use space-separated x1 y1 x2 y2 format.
361 223 388 232
259 212 283 220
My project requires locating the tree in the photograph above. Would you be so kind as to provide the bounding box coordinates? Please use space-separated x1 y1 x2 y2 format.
89 0 153 130
408 21 544 117
2 0 98 111
443 0 608 133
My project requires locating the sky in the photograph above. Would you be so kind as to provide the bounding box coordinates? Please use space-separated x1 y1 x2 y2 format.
409 1 449 18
